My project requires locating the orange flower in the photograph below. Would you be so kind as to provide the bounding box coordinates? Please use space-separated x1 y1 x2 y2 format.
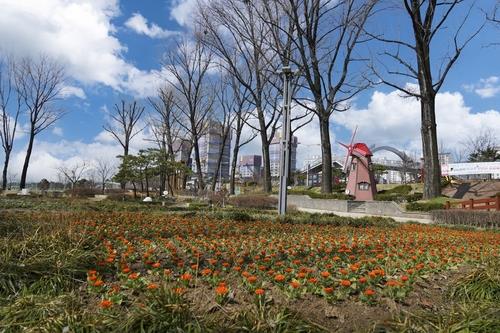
247 275 257 284
386 280 400 287
274 274 286 282
93 279 104 287
297 272 307 279
147 283 159 290
323 287 334 294
152 262 161 268
100 299 113 309
215 284 229 296
320 271 331 278
122 266 131 274
359 277 367 284
308 277 318 284
128 273 139 280
340 280 351 287
173 287 185 294
339 268 348 275
255 288 265 296
201 268 212 276
180 272 192 281
364 288 376 296
289 281 300 289
88 270 97 275
401 275 409 282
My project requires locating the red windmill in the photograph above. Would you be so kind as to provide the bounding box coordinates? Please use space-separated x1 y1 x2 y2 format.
338 127 377 201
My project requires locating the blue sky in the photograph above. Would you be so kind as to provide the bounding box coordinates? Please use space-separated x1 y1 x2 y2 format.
0 0 499 181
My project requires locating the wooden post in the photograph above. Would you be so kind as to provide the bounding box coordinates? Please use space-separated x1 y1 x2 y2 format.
445 201 451 209
469 198 474 210
496 195 500 211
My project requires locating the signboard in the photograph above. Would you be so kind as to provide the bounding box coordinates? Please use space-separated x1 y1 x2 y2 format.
441 162 500 176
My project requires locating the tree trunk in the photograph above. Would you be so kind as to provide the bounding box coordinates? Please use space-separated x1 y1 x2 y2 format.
421 95 441 199
101 178 105 194
19 132 35 189
192 135 204 191
211 128 230 192
230 130 242 195
132 182 137 198
2 149 11 190
319 116 332 193
261 133 272 193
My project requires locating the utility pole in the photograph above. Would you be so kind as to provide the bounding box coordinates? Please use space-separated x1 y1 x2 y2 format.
278 66 293 216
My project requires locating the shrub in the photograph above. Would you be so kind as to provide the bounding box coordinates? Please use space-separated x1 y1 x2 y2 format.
406 201 445 211
431 210 500 228
287 189 352 200
277 212 396 227
210 210 254 222
228 195 277 209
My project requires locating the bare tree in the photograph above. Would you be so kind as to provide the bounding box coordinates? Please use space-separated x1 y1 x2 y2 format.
0 57 21 190
14 55 65 189
94 159 115 194
227 76 256 195
197 0 283 193
103 99 145 188
148 85 183 195
462 129 499 162
369 1 484 199
260 0 376 193
163 38 214 191
103 100 145 157
57 161 88 194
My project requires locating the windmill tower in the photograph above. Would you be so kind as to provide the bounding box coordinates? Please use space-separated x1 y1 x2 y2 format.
338 128 377 201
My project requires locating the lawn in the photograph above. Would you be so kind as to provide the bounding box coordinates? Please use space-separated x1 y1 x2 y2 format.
0 200 499 332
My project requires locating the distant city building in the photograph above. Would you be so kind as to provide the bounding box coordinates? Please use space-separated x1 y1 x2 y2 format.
197 121 232 181
173 140 191 164
270 134 298 178
438 152 453 166
238 155 262 180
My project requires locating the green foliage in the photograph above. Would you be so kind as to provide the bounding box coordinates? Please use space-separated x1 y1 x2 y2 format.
468 147 499 162
375 185 421 203
287 189 352 200
406 201 445 211
277 212 396 227
378 259 500 333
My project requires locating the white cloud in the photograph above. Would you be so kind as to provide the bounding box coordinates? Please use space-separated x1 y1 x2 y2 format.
8 123 157 182
464 76 500 98
51 126 63 136
170 0 198 26
334 88 500 156
60 85 86 99
125 12 177 39
0 0 162 97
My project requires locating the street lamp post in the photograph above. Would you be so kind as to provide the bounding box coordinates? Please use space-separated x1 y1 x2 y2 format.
278 66 293 216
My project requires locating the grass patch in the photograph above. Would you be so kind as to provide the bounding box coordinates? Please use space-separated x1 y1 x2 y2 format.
377 259 500 333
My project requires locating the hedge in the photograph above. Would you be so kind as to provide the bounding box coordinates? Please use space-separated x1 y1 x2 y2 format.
431 210 500 228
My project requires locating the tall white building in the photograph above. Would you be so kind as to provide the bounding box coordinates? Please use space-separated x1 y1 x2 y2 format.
270 134 298 177
197 121 232 181
238 155 262 180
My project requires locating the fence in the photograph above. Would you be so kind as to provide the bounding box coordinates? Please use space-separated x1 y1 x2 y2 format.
445 196 500 211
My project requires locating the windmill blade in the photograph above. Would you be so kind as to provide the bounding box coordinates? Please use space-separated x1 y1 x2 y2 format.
343 155 352 173
350 126 358 147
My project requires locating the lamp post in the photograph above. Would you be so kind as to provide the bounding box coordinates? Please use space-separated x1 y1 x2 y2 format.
278 66 294 216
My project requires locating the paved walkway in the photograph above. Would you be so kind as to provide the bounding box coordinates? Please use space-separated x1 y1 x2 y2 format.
297 207 433 224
